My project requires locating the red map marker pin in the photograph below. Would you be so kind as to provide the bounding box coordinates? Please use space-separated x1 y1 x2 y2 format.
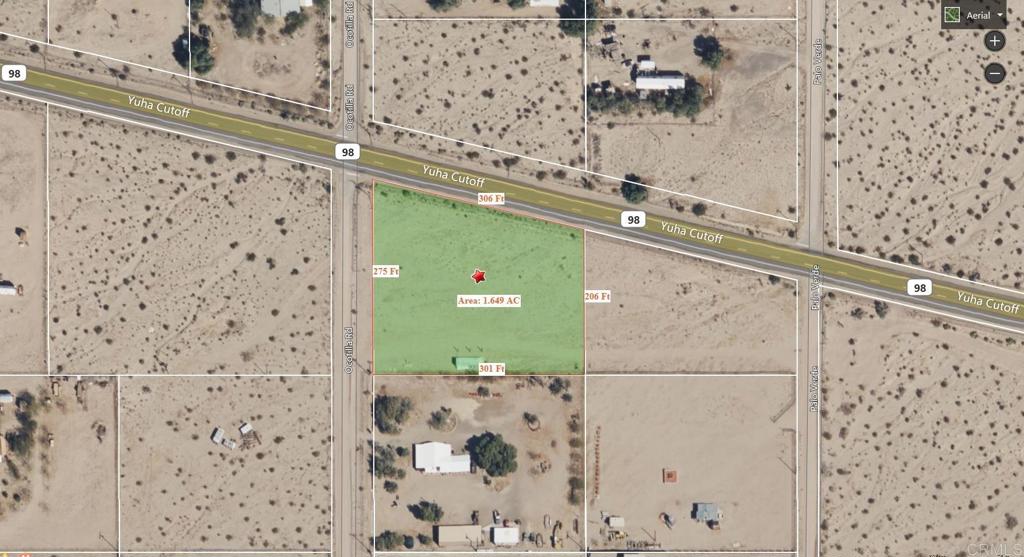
471 268 486 284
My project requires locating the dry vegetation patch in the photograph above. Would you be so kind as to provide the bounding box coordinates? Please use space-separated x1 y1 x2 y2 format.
821 293 1024 555
375 20 585 167
837 1 1024 290
48 109 331 374
0 0 46 39
0 99 46 372
120 376 331 550
585 234 796 373
49 0 188 73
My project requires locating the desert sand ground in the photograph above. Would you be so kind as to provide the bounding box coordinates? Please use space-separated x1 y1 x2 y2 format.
376 0 561 18
0 0 46 39
601 0 795 18
375 19 585 167
47 108 331 375
197 0 330 107
587 19 797 217
373 375 584 551
821 292 1024 556
120 376 331 550
585 234 796 373
49 0 188 73
0 98 46 373
836 2 1024 290
0 376 117 550
587 376 795 551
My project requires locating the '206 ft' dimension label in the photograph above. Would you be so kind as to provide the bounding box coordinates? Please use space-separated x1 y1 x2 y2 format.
457 294 521 308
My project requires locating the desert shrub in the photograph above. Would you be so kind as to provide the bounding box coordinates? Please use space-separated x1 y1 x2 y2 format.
409 500 445 523
692 202 707 216
417 533 432 545
549 377 570 396
403 535 415 549
228 0 262 38
375 531 403 551
427 0 461 11
558 0 598 36
477 385 490 398
467 432 518 477
383 480 399 493
375 395 413 434
372 444 406 479
429 407 453 429
281 10 309 35
569 476 584 490
873 301 889 319
620 174 648 204
508 0 527 7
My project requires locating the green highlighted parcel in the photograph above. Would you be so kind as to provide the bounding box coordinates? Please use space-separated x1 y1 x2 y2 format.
373 184 584 374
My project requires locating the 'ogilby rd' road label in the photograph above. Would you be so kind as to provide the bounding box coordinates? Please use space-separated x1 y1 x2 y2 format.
372 265 400 278
585 290 612 303
457 294 521 308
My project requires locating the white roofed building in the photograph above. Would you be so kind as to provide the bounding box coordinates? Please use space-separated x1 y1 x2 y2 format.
261 0 313 17
491 525 520 545
414 441 472 474
636 74 687 90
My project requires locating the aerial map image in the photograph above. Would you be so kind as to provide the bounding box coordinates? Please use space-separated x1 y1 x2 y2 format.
0 1 1021 557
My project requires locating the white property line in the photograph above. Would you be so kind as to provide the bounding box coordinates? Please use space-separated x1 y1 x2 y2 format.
832 0 1024 298
0 16 331 113
793 279 800 557
117 375 122 555
45 103 51 376
816 306 822 557
370 17 801 224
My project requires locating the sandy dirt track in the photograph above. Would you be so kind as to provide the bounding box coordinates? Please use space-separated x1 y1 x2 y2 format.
375 19 585 167
587 19 797 216
821 293 1024 556
48 108 331 374
120 376 331 550
0 376 117 550
587 376 795 551
585 234 796 373
603 0 795 18
49 0 188 73
0 98 46 372
373 375 584 551
0 0 46 39
836 1 1024 290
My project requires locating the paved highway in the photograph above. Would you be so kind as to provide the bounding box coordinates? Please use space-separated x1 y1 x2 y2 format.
4 63 1024 331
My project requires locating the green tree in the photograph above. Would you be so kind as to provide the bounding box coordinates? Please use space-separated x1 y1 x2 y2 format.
507 0 527 7
693 35 725 69
558 0 598 37
620 174 648 204
375 394 413 434
173 26 216 75
409 500 445 523
427 0 462 11
467 432 518 477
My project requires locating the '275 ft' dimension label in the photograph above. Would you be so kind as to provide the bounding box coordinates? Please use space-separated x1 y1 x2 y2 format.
457 294 521 308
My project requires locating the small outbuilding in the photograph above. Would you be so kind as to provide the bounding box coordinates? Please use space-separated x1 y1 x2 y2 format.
261 0 313 17
693 502 723 529
491 525 520 545
0 390 15 404
414 441 472 474
434 524 483 546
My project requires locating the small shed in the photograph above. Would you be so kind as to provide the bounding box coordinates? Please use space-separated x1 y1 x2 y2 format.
606 515 625 529
491 525 520 545
434 524 483 546
693 502 723 528
239 422 254 435
0 282 18 296
211 427 225 445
